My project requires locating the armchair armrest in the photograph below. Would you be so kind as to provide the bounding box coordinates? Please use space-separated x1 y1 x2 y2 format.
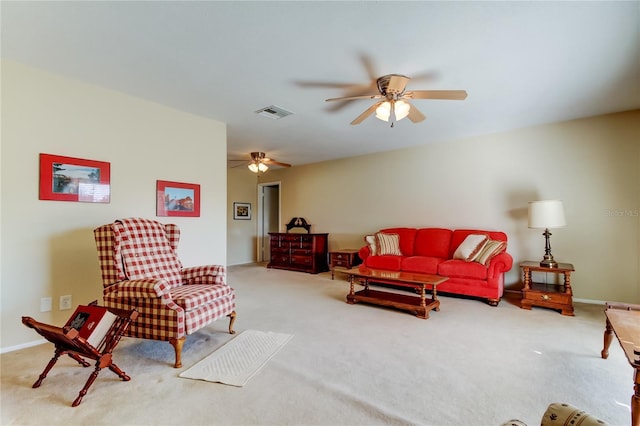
105 279 172 299
487 252 513 278
182 265 226 285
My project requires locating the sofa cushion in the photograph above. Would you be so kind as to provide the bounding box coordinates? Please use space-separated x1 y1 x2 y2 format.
401 256 443 274
380 228 416 256
453 234 488 261
438 259 488 280
473 239 506 265
376 232 403 255
413 228 453 258
366 255 402 271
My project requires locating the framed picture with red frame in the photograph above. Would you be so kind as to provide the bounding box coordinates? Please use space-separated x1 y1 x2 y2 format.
39 153 111 203
156 180 200 217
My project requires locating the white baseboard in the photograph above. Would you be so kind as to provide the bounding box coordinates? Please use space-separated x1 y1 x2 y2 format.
1 338 47 354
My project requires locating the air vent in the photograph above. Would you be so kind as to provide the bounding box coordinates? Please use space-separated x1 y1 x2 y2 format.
255 105 294 120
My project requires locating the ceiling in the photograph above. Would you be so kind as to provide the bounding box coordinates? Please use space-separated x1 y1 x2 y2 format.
2 1 639 169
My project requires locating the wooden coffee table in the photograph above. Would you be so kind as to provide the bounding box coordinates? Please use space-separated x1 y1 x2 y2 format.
344 267 448 319
601 302 640 426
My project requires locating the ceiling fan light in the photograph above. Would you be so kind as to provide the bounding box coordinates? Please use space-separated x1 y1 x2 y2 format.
375 101 391 121
395 100 410 121
248 163 259 173
258 162 269 172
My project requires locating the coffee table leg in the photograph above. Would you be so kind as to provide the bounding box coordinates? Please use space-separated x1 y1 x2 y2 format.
601 318 613 359
433 286 440 312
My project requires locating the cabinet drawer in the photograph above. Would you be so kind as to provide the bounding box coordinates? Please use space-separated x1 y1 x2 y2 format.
332 259 350 267
330 252 352 261
290 255 312 266
291 248 312 256
523 290 571 305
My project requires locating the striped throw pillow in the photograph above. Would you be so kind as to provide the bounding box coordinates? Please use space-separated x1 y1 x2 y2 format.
473 239 506 265
376 232 402 256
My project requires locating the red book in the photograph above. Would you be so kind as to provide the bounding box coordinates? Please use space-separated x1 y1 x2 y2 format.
66 305 117 349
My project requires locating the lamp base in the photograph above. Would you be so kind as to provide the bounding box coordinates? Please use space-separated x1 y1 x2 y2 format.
540 255 559 268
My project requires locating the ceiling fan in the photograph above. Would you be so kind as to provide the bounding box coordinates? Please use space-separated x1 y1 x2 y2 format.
326 74 467 127
229 152 291 173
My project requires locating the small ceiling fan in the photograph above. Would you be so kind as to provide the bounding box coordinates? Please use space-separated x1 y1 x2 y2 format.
229 152 291 173
326 74 467 127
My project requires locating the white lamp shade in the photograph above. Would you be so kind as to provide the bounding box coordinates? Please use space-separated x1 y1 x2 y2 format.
528 200 566 229
375 101 391 121
248 163 259 173
394 100 410 121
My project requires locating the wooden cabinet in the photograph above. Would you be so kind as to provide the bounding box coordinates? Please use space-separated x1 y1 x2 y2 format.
267 233 329 274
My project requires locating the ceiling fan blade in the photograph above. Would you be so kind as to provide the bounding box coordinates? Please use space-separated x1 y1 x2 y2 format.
229 162 250 168
406 102 426 123
351 101 382 125
263 158 291 168
386 75 410 94
326 94 382 102
406 90 468 100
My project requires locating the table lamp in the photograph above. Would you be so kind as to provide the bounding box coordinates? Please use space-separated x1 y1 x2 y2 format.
528 200 566 268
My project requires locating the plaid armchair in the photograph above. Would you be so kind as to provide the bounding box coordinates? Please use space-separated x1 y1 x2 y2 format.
93 218 236 368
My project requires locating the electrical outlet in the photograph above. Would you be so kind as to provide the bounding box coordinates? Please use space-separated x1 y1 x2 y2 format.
59 295 72 310
40 297 52 312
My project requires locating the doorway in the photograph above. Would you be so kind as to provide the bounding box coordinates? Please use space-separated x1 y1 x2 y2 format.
257 182 281 262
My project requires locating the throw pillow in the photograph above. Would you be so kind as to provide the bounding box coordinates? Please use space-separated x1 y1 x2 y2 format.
364 235 378 256
541 402 608 426
453 234 488 262
376 232 402 256
473 239 506 266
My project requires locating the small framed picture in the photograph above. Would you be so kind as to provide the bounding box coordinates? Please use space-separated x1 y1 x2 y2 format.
156 180 200 217
39 153 111 203
233 202 251 220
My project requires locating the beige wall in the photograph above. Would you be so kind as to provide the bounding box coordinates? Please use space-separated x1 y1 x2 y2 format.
258 111 640 304
0 62 228 351
227 167 258 265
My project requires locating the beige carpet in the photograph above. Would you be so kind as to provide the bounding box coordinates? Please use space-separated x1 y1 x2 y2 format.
179 329 293 386
0 263 632 425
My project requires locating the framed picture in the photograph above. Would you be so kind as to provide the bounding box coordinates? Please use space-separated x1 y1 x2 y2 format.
39 153 111 203
156 180 200 217
233 202 252 220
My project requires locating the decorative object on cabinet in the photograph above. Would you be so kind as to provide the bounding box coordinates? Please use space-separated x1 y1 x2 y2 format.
156 180 200 217
520 261 575 316
21 301 138 407
329 249 361 279
528 200 566 268
39 153 110 203
285 217 312 233
268 232 329 274
233 202 252 220
93 218 236 368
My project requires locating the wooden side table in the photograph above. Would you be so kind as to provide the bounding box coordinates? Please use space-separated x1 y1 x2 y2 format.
329 249 361 279
520 261 575 316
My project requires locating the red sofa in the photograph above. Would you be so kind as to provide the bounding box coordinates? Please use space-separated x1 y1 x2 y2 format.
358 227 514 306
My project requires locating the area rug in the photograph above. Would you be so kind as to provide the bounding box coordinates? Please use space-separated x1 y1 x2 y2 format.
179 329 293 387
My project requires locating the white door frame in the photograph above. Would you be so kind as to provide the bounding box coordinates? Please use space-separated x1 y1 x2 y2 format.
257 181 282 262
